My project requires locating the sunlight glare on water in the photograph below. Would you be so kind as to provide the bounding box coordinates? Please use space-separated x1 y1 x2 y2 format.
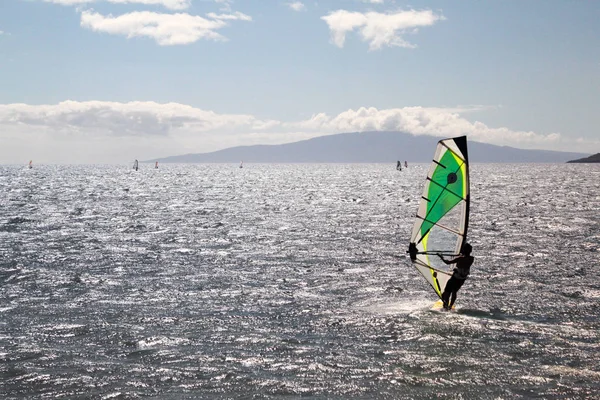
0 163 599 399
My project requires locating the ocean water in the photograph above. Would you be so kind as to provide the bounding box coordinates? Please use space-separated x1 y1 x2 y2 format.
0 163 599 399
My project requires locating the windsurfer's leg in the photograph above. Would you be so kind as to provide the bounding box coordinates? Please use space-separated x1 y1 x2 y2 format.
441 290 449 309
442 278 455 309
449 280 465 308
449 291 457 308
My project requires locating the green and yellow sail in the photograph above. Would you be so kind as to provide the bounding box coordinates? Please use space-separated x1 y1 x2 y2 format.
408 136 470 298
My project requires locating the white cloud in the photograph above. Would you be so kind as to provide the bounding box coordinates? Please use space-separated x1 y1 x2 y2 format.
321 9 444 50
44 0 192 11
0 100 285 163
287 2 306 12
285 107 567 149
214 0 233 12
0 101 269 135
80 10 251 45
1 101 592 164
206 11 252 21
43 0 91 4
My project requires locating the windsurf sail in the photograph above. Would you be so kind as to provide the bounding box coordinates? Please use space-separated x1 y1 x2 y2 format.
28 160 32 169
133 160 139 171
408 136 469 299
155 161 158 169
239 161 243 169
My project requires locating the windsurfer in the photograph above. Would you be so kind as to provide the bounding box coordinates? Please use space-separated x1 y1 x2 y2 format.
437 243 473 310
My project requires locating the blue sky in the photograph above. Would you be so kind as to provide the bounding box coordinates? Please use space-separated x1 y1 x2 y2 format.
0 0 599 163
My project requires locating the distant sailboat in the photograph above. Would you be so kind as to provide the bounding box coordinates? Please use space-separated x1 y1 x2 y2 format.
239 161 243 169
396 161 402 171
133 160 139 171
28 160 33 169
404 160 408 168
155 161 159 169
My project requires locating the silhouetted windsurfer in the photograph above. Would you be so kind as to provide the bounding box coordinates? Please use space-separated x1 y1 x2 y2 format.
438 243 473 310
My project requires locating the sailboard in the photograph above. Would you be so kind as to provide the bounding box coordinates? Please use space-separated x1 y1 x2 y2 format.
133 160 139 171
430 300 456 312
155 161 159 169
407 136 470 303
28 160 33 169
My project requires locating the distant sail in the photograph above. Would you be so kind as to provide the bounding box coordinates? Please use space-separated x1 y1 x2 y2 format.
404 160 408 168
155 161 159 169
133 160 139 171
408 136 470 299
239 161 243 169
28 160 32 169
396 161 402 171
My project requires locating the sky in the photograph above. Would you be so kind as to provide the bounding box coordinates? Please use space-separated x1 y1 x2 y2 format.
0 0 599 164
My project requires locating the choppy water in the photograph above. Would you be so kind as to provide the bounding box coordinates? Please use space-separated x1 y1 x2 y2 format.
1 163 599 399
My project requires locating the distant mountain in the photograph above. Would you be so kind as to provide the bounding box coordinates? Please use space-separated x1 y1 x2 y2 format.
145 131 589 163
566 153 600 163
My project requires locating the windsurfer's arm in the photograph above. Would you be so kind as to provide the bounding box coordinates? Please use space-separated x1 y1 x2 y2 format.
437 254 460 265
